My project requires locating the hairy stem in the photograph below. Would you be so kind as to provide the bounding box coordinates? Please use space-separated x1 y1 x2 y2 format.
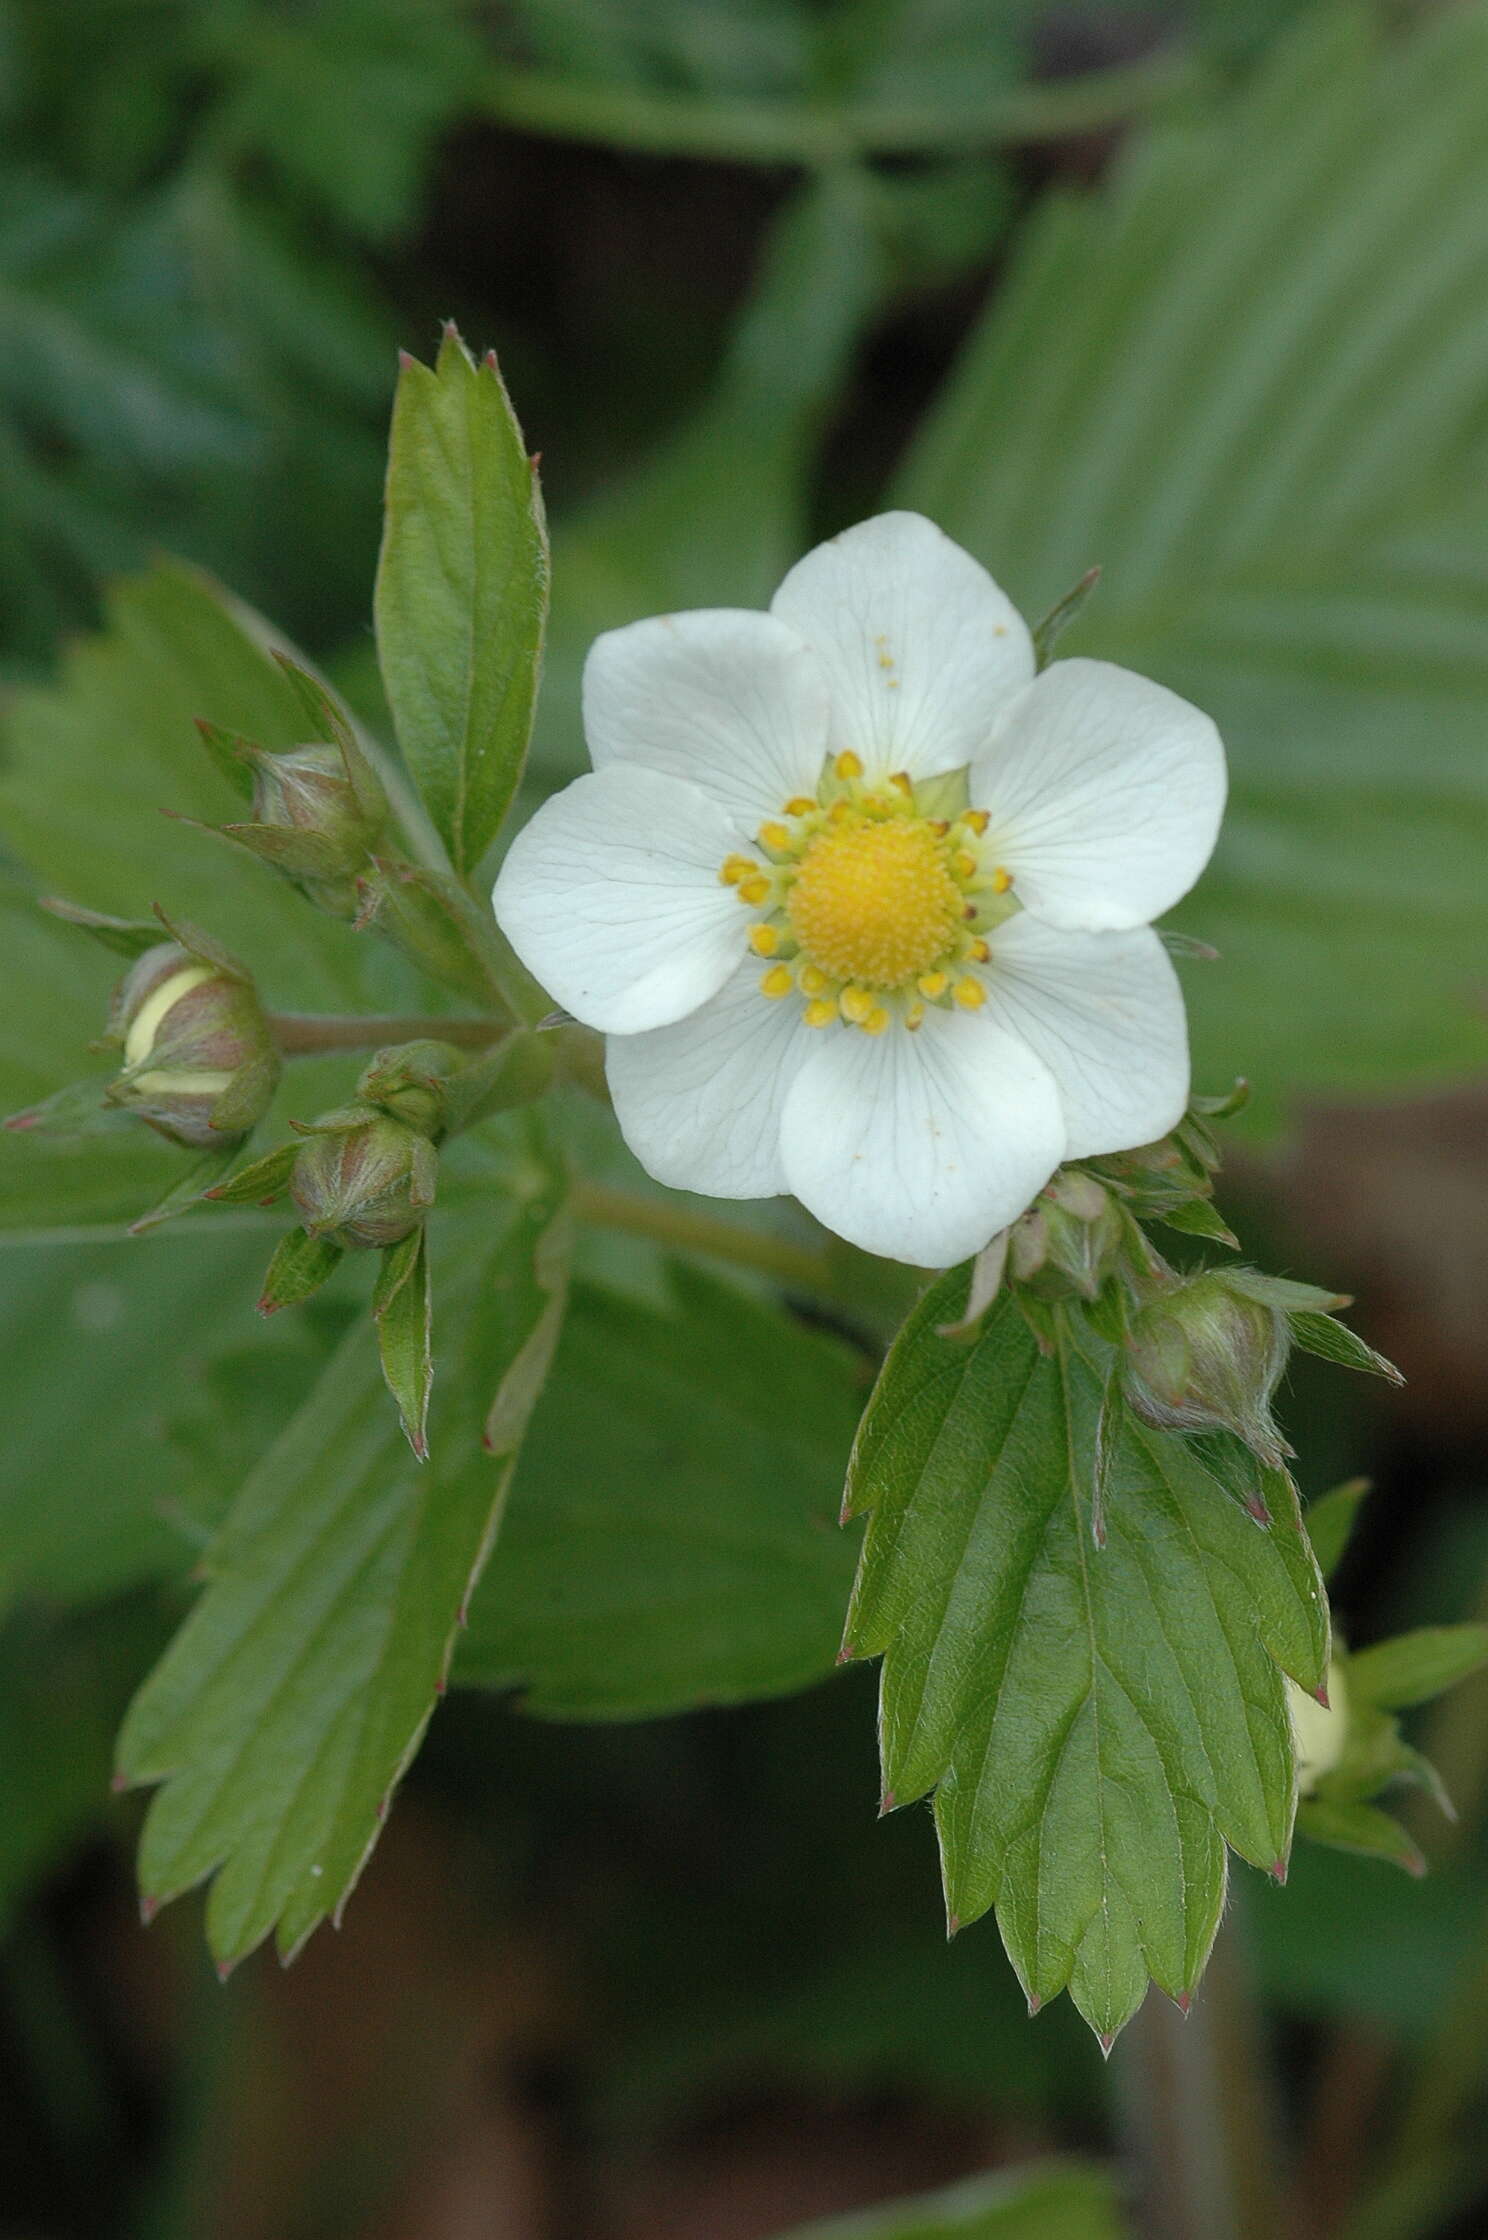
476 49 1209 167
269 1013 503 1055
570 1180 838 1296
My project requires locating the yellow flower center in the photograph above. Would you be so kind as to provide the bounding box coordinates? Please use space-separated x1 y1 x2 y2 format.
717 754 1018 1033
787 815 964 991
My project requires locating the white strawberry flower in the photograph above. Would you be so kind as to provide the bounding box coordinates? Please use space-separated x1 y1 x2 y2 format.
494 512 1226 1267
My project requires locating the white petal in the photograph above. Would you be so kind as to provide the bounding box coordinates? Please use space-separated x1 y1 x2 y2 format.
779 1007 1065 1268
973 657 1226 931
606 954 815 1200
492 766 744 1034
983 916 1189 1158
769 511 1034 779
583 609 829 830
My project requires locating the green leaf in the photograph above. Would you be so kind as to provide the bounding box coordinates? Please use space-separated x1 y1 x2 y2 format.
1159 1197 1239 1249
1348 1626 1488 1712
456 1267 866 1716
0 1230 291 1616
1296 1798 1425 1877
1303 1478 1370 1582
373 1229 433 1459
843 1279 1328 2042
115 1169 571 1966
765 2164 1122 2240
897 4 1488 1123
375 327 549 876
1289 1309 1404 1386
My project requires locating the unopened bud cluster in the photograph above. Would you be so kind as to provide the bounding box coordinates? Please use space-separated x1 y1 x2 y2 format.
287 1045 459 1252
206 728 388 920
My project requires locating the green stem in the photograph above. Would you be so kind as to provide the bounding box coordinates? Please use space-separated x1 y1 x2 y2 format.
570 1179 838 1296
476 49 1210 167
269 1013 503 1056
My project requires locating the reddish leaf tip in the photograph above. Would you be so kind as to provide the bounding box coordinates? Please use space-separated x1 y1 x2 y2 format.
836 1645 855 1666
1269 1855 1289 1885
139 1895 160 1926
434 1675 447 1696
1027 1992 1042 2018
376 1797 389 1822
215 1958 235 1985
1404 1848 1429 1879
1314 1682 1330 1709
1097 2031 1117 2061
110 1770 129 1795
947 1914 961 1939
3 1113 37 1131
1174 1990 1192 2016
878 1790 897 1818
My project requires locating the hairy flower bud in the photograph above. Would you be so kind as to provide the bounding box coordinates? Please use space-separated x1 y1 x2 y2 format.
110 942 278 1148
204 732 388 918
1123 1270 1292 1468
289 1105 436 1250
1008 1172 1125 1302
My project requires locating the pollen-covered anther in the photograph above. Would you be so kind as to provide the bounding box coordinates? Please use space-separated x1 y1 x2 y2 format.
991 865 1013 894
784 796 817 817
954 976 986 1010
834 750 864 780
719 853 757 887
803 998 837 1028
757 821 792 855
963 809 990 835
798 964 829 998
737 873 772 906
760 965 794 999
748 924 780 957
840 986 874 1025
917 970 949 1000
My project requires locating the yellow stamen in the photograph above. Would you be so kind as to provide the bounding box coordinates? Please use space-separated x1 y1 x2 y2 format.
905 1001 925 1032
839 986 874 1025
991 865 1013 894
798 964 829 997
963 808 990 835
954 976 986 1010
917 971 949 1001
758 821 792 854
862 1005 891 1036
952 848 978 881
719 853 756 887
748 924 779 957
785 796 817 817
760 965 794 1000
738 874 771 905
803 998 838 1029
888 770 913 795
834 750 863 780
966 937 990 963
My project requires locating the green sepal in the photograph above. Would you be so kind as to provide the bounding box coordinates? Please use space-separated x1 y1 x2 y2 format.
1159 1197 1239 1249
214 822 351 881
265 651 390 833
913 765 973 821
4 1075 128 1139
373 1229 433 1460
1031 564 1100 669
210 1050 281 1137
1348 1625 1488 1711
1189 1082 1251 1121
193 717 259 801
258 1228 344 1316
205 1142 300 1208
38 897 164 958
1295 1798 1425 1876
1303 1478 1370 1581
1222 1267 1350 1314
1159 930 1220 962
129 1146 244 1236
1288 1309 1404 1386
148 907 251 986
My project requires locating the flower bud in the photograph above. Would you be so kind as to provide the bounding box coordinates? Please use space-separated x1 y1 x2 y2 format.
354 1041 463 1138
1285 1660 1349 1796
289 1105 436 1250
110 942 278 1148
1123 1270 1292 1468
1008 1172 1125 1302
220 740 388 918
